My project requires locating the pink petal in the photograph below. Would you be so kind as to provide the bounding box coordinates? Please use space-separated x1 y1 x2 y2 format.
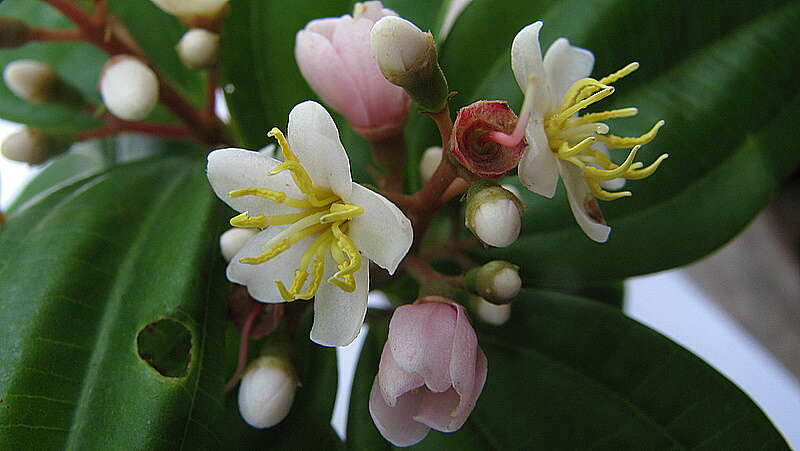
295 28 369 126
388 302 457 392
449 303 478 416
369 377 430 447
412 388 462 432
414 349 487 433
378 341 424 407
330 17 408 128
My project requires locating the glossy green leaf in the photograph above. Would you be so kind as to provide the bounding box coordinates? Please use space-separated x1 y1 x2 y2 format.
347 291 789 449
222 308 342 450
0 151 231 450
0 2 104 131
437 0 800 284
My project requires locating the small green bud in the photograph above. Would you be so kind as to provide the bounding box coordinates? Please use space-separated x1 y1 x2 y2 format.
464 260 521 305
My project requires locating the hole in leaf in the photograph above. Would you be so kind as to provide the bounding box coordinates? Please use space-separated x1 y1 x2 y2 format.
136 319 192 378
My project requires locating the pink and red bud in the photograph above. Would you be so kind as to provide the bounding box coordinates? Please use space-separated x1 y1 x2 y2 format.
450 100 527 179
369 296 487 447
295 2 410 141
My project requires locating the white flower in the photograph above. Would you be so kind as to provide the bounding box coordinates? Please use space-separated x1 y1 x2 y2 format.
506 22 668 243
207 101 413 346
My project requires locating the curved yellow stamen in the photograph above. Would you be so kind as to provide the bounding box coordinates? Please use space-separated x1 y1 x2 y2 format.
540 62 667 203
228 127 367 301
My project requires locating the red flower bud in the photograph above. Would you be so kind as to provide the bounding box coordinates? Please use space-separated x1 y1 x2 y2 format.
450 100 526 178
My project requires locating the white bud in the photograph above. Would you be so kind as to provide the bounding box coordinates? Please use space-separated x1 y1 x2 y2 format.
1 127 46 164
150 0 228 18
490 266 522 301
371 16 432 75
3 60 57 104
238 356 298 429
472 198 521 247
220 228 258 262
419 146 442 182
176 29 220 70
474 296 511 326
100 56 159 121
466 260 521 304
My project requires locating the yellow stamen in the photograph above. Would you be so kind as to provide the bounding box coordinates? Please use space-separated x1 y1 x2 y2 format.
228 127 367 301
540 62 667 203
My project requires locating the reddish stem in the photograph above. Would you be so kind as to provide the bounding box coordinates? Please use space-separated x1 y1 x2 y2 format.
28 27 84 42
225 302 265 392
42 0 226 148
77 117 192 141
206 70 218 123
402 254 463 287
384 107 457 214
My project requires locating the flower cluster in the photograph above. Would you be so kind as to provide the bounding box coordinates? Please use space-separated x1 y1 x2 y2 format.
0 0 669 447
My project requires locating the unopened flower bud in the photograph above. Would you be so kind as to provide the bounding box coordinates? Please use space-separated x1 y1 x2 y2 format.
220 227 258 262
451 100 526 179
371 16 448 112
419 146 442 182
472 295 511 326
1 127 71 165
238 356 298 429
100 56 159 121
465 260 521 304
3 60 57 104
176 28 220 70
464 183 524 247
0 18 31 49
295 2 410 141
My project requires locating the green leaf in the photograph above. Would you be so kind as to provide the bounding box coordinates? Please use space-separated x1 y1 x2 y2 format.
222 308 342 450
220 0 352 148
347 291 789 449
0 2 104 131
0 150 231 450
439 0 800 284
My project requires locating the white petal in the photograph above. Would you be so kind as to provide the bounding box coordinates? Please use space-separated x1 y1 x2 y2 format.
347 183 412 274
518 120 559 198
226 227 314 303
310 259 369 346
557 161 610 243
207 148 304 216
542 38 594 110
511 21 552 114
287 101 353 199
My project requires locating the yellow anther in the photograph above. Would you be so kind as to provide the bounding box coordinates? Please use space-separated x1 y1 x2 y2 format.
553 86 614 126
566 108 639 127
596 120 665 149
625 153 669 180
320 202 364 223
330 222 361 277
230 212 269 228
582 145 642 180
587 179 632 201
267 127 339 208
229 187 314 209
598 62 639 85
558 137 596 159
329 274 356 292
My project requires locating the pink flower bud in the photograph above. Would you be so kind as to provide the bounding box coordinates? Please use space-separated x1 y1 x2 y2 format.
295 2 410 141
450 100 526 179
369 296 487 447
